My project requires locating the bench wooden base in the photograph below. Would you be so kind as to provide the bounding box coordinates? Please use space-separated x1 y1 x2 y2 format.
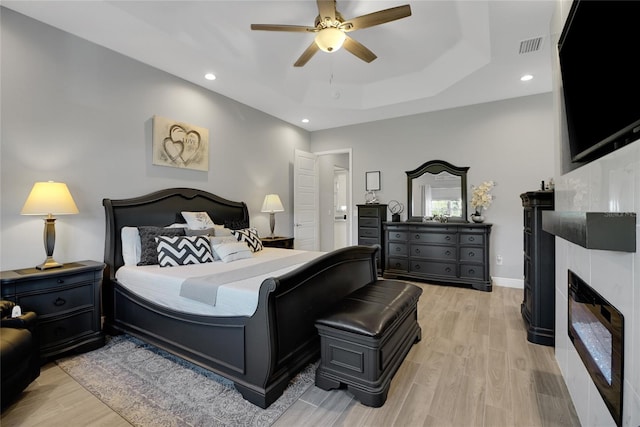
314 280 422 407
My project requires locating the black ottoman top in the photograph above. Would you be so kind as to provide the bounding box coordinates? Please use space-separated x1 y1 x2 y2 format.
316 280 422 338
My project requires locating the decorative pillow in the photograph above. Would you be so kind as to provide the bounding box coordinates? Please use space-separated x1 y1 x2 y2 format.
181 211 215 230
211 242 252 263
155 235 214 267
137 226 185 266
186 228 215 236
231 228 263 252
223 218 250 230
213 224 233 236
121 227 141 266
209 236 238 260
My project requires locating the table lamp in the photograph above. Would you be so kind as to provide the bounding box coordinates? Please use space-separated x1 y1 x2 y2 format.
261 194 284 238
21 181 79 270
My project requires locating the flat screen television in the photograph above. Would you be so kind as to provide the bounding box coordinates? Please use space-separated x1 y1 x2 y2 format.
558 0 640 164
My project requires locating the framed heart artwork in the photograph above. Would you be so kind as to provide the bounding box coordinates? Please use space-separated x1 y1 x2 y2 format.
152 116 209 171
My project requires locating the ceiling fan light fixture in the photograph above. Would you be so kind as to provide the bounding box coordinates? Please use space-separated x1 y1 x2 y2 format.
315 27 346 53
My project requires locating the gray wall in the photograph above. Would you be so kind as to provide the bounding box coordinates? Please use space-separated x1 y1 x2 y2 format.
0 8 310 270
310 93 555 283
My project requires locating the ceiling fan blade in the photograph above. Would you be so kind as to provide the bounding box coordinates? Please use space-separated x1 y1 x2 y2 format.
341 4 411 32
294 42 320 67
317 0 336 21
342 36 377 63
251 24 316 32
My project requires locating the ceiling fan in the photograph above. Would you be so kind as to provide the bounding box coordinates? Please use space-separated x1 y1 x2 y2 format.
251 0 412 67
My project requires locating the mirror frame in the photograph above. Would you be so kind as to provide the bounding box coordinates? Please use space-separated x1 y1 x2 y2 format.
406 160 469 222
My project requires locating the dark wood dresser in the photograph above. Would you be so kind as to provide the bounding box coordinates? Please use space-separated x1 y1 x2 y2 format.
357 204 387 274
1 260 105 360
520 191 555 346
383 222 492 291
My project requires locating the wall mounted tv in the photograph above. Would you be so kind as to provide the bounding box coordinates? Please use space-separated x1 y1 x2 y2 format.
558 0 640 164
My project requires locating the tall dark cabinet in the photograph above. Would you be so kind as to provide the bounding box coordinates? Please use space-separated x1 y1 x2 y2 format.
520 191 555 346
357 204 387 274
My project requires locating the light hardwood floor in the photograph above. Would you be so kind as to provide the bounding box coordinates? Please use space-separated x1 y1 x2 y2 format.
2 283 580 427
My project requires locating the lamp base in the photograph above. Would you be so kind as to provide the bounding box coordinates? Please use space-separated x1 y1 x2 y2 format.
36 256 63 270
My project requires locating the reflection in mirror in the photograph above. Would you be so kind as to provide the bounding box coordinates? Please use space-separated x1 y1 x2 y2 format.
407 160 469 222
412 171 461 218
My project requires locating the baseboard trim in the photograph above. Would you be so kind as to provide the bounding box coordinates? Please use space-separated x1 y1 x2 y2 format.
492 277 524 289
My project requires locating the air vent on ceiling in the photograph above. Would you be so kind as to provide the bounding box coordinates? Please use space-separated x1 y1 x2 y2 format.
519 36 544 54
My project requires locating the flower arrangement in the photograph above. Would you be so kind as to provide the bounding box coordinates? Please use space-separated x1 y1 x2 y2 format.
471 180 495 213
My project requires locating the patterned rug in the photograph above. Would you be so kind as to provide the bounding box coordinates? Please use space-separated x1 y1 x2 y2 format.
56 335 316 426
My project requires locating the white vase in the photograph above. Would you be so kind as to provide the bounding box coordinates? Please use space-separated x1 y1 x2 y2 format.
471 210 485 223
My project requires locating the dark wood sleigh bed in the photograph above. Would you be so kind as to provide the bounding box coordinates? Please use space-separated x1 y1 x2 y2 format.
102 188 378 408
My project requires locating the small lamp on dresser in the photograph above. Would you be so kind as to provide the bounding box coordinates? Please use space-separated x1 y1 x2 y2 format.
21 181 79 270
261 194 284 237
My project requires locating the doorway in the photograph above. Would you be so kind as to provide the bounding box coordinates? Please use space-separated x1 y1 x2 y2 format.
316 149 352 252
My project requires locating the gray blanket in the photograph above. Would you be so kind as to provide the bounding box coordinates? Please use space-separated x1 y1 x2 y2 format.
179 252 322 306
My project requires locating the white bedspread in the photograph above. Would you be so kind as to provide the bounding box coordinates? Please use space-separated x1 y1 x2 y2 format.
115 248 324 317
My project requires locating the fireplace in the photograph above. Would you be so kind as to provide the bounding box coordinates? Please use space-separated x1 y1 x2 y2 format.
568 270 624 426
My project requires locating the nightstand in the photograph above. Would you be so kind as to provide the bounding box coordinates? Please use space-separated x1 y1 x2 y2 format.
261 236 294 249
0 260 105 360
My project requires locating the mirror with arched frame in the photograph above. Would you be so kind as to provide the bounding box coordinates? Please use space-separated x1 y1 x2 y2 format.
406 160 469 222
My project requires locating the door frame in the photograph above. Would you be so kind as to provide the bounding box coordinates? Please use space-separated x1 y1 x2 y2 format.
313 148 353 247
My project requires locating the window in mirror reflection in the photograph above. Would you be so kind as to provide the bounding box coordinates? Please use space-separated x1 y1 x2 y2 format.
412 171 462 218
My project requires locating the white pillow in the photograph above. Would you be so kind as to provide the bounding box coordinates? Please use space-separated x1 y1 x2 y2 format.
213 224 233 236
211 242 252 263
121 227 141 265
209 236 237 260
181 211 215 230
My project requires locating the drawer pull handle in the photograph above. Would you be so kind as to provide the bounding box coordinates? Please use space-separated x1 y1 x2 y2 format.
445 250 451 256
468 252 475 257
445 236 451 241
415 264 421 270
415 234 420 239
396 247 401 252
445 267 451 273
469 269 475 274
54 297 66 307
57 279 65 284
395 234 401 238
415 248 421 254
469 237 475 242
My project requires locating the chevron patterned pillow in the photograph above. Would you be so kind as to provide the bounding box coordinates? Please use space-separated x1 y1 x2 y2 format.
155 235 214 267
231 227 263 252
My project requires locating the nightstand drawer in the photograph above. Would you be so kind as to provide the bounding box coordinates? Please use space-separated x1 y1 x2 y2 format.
359 227 380 238
359 218 380 228
39 310 95 348
18 283 94 317
7 270 96 294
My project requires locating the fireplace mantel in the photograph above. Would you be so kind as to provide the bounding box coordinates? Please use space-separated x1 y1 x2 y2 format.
542 212 636 252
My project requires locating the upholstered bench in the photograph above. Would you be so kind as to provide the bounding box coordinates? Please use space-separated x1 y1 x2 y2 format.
314 279 422 407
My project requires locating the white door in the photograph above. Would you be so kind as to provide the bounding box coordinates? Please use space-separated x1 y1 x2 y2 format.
294 149 319 250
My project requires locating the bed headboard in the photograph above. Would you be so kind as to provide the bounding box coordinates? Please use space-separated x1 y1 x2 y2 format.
103 188 249 280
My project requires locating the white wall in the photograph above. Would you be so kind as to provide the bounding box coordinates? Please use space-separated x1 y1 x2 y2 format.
550 2 640 425
0 8 310 271
310 94 555 283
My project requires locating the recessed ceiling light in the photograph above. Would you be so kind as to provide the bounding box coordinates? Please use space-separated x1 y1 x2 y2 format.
520 74 533 81
301 118 309 123
204 73 216 81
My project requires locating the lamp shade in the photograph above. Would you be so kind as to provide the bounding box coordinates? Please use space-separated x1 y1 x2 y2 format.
315 27 346 52
21 181 79 215
261 194 284 213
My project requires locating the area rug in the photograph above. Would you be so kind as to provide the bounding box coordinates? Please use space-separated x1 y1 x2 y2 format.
56 335 316 426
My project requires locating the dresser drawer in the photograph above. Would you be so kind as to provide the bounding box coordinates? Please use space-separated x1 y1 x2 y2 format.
459 233 484 245
388 243 408 256
410 261 456 277
460 247 484 262
359 217 380 228
359 207 382 217
410 244 456 260
360 237 380 247
359 227 380 238
460 264 485 280
410 232 455 245
17 283 94 317
39 310 95 349
386 258 408 272
387 230 408 241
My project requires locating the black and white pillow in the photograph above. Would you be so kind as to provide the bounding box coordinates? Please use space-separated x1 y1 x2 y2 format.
155 235 214 267
231 228 263 252
137 226 186 266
